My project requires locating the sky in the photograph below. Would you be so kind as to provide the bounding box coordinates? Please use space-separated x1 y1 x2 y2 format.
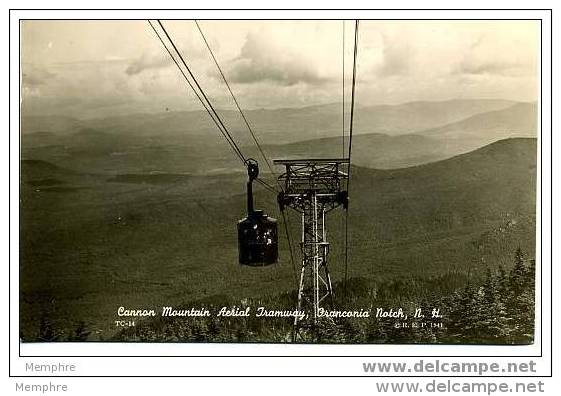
21 20 539 119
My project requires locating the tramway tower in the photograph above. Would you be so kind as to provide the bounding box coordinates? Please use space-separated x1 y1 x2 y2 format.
274 158 349 341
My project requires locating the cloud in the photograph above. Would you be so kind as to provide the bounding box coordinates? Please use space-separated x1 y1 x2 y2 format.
20 20 539 117
376 34 413 77
225 32 329 86
453 29 536 78
125 22 210 77
21 65 56 86
125 53 169 76
469 34 485 50
456 59 529 77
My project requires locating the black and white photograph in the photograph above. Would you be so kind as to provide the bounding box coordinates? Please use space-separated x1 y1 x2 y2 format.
19 18 539 346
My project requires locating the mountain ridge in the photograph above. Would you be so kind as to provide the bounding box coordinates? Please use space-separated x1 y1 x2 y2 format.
21 98 521 143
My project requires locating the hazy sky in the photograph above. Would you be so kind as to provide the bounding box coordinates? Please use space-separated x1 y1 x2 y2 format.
21 20 539 118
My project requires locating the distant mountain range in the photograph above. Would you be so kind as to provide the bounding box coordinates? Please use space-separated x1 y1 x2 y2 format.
22 98 523 138
253 101 537 169
21 99 537 174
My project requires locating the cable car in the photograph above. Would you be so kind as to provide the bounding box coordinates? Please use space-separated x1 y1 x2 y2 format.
237 159 278 266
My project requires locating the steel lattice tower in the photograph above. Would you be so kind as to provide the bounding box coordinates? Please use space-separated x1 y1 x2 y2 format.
274 158 349 341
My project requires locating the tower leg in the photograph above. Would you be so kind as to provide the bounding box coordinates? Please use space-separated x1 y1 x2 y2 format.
292 259 306 342
292 195 335 342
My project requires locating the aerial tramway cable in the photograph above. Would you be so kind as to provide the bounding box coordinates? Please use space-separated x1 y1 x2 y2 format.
156 20 248 164
341 20 347 296
148 20 278 193
194 20 298 283
194 20 280 188
342 20 346 159
347 20 359 172
148 20 246 164
149 19 297 275
343 20 359 298
150 20 361 283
